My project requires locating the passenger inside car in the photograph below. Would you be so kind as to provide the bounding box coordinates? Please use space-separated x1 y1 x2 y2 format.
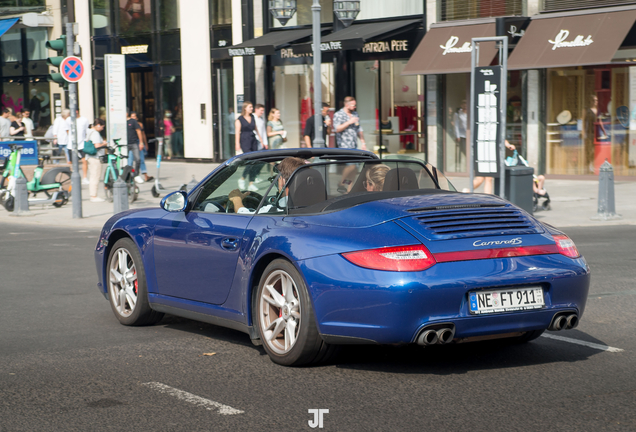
363 164 390 192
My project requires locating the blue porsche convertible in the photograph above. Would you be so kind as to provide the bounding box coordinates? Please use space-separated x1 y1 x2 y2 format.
95 148 590 366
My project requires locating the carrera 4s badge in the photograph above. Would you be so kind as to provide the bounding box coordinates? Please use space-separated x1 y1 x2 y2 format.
473 237 522 247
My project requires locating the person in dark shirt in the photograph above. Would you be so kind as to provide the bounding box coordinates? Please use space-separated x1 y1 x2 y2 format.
126 110 144 183
303 103 331 148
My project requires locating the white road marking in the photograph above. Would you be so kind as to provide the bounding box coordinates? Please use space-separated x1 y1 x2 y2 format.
542 334 624 353
142 382 244 415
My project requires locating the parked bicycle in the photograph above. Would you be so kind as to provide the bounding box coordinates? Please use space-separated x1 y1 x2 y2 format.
0 144 70 211
102 138 139 203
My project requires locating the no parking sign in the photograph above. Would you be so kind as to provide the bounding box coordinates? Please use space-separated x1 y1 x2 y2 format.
60 56 84 82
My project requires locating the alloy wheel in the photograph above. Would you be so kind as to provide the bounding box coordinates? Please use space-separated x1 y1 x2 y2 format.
259 269 301 355
109 247 138 317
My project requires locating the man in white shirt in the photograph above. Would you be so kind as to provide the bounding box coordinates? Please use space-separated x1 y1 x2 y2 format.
67 110 90 183
21 109 34 138
53 109 71 163
254 104 267 150
0 108 11 139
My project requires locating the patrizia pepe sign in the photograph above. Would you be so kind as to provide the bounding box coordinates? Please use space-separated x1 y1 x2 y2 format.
440 36 472 55
548 29 594 50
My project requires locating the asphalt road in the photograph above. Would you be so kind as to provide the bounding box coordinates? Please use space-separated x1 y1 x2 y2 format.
1 224 634 431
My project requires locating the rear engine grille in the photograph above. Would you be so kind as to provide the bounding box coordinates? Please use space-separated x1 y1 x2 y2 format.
413 205 540 240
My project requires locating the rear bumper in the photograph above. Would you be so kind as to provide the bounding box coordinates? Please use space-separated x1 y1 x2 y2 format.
299 254 590 344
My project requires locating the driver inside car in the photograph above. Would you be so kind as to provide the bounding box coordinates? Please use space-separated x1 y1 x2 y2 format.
229 156 306 214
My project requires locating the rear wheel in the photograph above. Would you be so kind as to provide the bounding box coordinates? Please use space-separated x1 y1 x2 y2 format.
54 171 72 194
107 238 163 326
255 259 336 366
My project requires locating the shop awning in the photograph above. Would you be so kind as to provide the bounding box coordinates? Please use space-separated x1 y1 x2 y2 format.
402 21 500 75
508 7 636 70
0 18 19 38
211 28 314 59
292 19 421 54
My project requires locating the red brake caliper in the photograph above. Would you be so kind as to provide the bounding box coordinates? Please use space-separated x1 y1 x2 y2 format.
279 292 284 318
134 270 138 295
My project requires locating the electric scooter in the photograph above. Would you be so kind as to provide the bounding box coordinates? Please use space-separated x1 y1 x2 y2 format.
150 137 186 198
0 144 70 212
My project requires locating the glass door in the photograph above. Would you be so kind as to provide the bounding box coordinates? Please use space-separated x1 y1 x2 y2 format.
213 61 234 161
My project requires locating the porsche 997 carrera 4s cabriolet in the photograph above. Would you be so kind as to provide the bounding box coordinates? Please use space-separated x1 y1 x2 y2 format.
95 148 589 366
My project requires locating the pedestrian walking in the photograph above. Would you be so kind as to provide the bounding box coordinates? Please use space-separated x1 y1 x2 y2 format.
0 108 11 139
69 110 90 184
333 96 366 189
129 112 154 182
21 109 34 138
9 110 25 138
235 101 263 191
254 104 268 150
333 96 366 150
303 102 331 148
126 109 144 184
85 118 108 202
267 108 287 149
53 109 71 163
163 110 174 159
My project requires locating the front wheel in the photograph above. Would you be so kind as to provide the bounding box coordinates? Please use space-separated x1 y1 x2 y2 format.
255 259 336 366
107 238 163 326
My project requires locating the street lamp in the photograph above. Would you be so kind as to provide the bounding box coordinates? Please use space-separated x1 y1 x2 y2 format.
333 1 361 28
269 0 297 27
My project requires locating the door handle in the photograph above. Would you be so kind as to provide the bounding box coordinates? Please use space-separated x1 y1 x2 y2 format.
221 237 239 250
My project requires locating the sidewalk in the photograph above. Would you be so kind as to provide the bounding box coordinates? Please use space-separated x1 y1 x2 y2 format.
1 160 634 229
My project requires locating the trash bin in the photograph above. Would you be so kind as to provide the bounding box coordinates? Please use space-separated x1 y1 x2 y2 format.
495 165 534 214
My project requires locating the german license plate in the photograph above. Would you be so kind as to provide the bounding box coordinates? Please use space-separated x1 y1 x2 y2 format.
469 287 544 315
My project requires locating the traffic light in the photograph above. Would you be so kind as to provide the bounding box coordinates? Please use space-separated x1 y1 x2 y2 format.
46 35 67 87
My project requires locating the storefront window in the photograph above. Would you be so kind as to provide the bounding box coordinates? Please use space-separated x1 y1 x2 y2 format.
440 0 522 21
91 0 111 36
211 0 232 26
160 0 180 30
272 0 333 28
547 66 636 176
1 27 22 63
443 71 522 173
117 0 153 34
356 0 423 21
273 63 335 147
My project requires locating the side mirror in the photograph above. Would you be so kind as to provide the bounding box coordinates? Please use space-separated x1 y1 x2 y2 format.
161 190 187 212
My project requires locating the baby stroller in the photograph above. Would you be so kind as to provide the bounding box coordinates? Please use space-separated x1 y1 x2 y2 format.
516 154 551 211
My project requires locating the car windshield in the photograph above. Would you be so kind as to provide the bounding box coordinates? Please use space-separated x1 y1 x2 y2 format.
282 159 456 215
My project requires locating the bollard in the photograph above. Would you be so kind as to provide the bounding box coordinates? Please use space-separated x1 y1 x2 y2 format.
113 177 129 214
591 160 621 221
9 176 32 216
186 175 198 193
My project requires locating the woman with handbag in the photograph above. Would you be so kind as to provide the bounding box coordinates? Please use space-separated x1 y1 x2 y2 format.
84 119 108 202
267 108 287 149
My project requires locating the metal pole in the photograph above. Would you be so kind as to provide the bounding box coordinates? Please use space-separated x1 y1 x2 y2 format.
66 22 82 218
499 36 508 200
311 0 325 148
469 42 478 193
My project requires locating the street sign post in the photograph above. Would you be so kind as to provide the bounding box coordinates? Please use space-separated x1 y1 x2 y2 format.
60 56 84 82
469 36 508 198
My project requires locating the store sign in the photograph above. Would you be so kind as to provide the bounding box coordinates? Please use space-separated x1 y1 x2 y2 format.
548 29 593 50
105 54 127 147
472 66 502 176
218 40 228 47
281 48 312 59
229 47 256 56
507 25 525 38
311 41 343 52
0 141 38 165
362 40 408 53
121 44 149 54
440 36 472 55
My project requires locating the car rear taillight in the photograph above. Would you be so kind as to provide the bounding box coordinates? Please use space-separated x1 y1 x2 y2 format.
342 245 436 272
553 235 580 258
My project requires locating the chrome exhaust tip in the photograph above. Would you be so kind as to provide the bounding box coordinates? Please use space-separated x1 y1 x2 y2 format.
550 315 568 331
417 329 439 346
566 314 578 330
437 328 455 344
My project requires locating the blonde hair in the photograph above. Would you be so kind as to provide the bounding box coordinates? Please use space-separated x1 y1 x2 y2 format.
367 164 390 191
241 101 253 117
268 108 280 122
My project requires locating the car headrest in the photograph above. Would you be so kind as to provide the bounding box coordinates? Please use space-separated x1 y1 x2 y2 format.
288 168 327 208
383 167 419 191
